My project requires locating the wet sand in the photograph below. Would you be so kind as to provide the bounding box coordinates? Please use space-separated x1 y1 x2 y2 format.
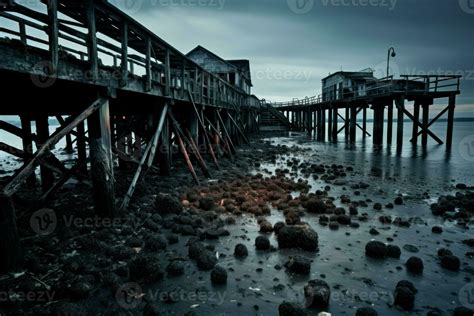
0 134 473 316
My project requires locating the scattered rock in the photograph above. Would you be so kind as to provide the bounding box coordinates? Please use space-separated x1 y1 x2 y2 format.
285 255 311 275
260 219 274 233
454 306 473 316
431 226 443 234
304 198 327 214
255 236 271 250
406 257 424 274
394 197 403 205
155 194 182 214
234 244 248 258
394 280 417 311
130 254 164 282
304 279 330 308
199 196 216 211
369 228 379 235
167 261 185 276
278 302 307 316
365 241 387 259
437 248 453 258
355 307 378 316
440 255 460 271
211 265 227 284
277 224 319 252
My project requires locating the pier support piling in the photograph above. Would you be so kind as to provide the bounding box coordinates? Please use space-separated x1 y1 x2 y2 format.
350 105 357 143
396 96 405 148
422 103 429 147
36 115 55 193
387 102 393 145
88 99 116 218
446 95 456 149
412 101 420 145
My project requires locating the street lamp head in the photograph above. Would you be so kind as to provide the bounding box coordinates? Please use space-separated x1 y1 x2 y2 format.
391 51 396 58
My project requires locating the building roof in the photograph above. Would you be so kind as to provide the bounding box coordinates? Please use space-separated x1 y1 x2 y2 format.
322 71 375 81
186 46 252 85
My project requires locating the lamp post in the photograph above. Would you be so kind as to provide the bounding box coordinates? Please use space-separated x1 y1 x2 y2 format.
387 47 396 78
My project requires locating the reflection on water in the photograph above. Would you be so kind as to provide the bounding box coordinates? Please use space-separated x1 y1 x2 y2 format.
272 121 473 192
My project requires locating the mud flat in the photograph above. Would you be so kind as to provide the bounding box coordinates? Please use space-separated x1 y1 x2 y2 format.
0 135 473 316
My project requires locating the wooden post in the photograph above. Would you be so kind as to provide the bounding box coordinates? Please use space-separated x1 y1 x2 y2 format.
189 106 199 146
350 105 357 143
0 194 21 275
362 107 367 139
396 96 405 148
327 106 333 141
47 0 58 71
332 107 338 141
86 0 98 81
36 115 54 192
20 116 36 185
120 22 128 86
145 37 152 92
77 121 87 174
165 49 171 96
307 109 312 137
387 101 393 145
181 60 186 99
158 116 171 176
311 111 315 139
422 103 429 147
412 101 420 144
345 107 350 138
373 105 384 146
88 99 116 218
446 95 456 149
321 108 326 142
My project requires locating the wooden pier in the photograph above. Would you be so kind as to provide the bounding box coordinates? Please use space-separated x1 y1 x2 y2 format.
269 75 461 149
0 0 260 273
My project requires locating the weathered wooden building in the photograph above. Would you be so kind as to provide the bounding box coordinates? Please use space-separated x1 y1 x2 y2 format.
187 46 253 94
322 70 376 101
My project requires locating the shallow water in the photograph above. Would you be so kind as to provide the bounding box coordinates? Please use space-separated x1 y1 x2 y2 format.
140 132 473 316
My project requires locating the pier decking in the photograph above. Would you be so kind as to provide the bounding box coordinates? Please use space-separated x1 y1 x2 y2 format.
267 75 461 148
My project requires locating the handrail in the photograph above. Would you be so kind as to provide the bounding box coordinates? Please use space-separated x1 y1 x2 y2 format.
0 1 259 109
267 75 461 108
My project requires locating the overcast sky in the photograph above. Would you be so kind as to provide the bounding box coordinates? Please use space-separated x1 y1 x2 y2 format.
114 0 474 116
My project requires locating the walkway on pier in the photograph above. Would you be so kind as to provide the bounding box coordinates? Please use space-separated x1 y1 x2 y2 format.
266 75 461 149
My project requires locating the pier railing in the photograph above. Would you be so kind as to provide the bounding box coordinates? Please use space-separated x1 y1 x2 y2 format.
266 75 461 108
0 1 259 110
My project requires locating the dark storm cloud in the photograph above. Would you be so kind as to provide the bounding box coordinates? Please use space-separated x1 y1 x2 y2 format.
113 0 474 115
